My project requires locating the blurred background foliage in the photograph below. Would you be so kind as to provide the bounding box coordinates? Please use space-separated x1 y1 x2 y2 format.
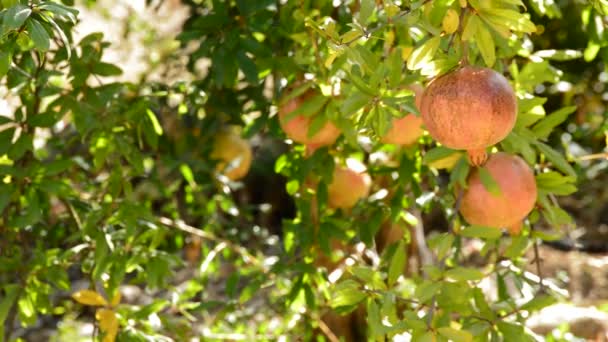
0 0 606 341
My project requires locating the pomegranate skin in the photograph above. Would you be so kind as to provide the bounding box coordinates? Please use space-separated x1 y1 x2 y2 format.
459 153 537 229
278 91 341 147
381 114 424 146
382 84 425 146
420 66 517 151
327 165 372 210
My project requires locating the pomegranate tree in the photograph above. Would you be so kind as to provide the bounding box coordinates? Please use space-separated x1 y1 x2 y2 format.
459 152 537 234
420 66 517 165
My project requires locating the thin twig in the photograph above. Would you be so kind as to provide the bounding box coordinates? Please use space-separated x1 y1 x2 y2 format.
317 316 341 342
156 216 267 271
531 225 545 292
577 152 608 161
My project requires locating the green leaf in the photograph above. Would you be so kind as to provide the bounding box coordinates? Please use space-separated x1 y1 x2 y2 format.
284 94 328 119
501 132 536 165
0 51 10 78
533 141 576 178
438 327 473 342
0 284 18 326
414 281 441 303
445 267 485 281
422 146 459 165
407 36 441 71
29 112 57 127
460 225 502 239
475 23 496 67
584 42 601 62
504 235 530 258
531 106 576 140
331 281 366 308
145 109 163 136
236 50 258 83
450 157 471 189
91 62 123 76
531 49 583 61
497 321 527 341
8 133 33 160
26 19 50 52
462 15 481 41
340 91 371 116
38 2 79 23
480 8 536 33
358 0 374 25
387 240 406 287
4 4 31 31
478 167 502 197
535 172 577 196
520 295 557 312
40 13 71 59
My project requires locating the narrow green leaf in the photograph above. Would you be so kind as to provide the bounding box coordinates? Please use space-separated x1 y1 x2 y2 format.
38 2 79 23
284 94 328 119
387 240 406 287
531 106 576 140
460 225 502 239
450 157 471 189
407 36 440 71
4 4 31 30
478 167 502 196
145 109 163 136
92 62 123 76
358 0 374 25
480 8 536 33
445 267 485 281
332 284 366 308
438 327 473 342
0 284 18 325
0 51 10 78
422 146 459 165
533 141 576 178
475 23 496 67
462 15 481 41
26 19 50 52
236 50 258 83
532 49 583 61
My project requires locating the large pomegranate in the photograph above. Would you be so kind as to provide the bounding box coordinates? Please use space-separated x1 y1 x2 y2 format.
420 66 517 165
210 130 252 181
278 90 341 149
381 84 425 146
459 152 537 234
327 160 372 210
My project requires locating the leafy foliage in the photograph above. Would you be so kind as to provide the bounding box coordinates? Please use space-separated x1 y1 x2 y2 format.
0 0 606 341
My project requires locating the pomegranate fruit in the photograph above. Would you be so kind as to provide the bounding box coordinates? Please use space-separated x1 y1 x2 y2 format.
278 90 341 149
459 152 537 234
382 84 425 146
420 66 517 166
210 130 252 181
327 160 372 210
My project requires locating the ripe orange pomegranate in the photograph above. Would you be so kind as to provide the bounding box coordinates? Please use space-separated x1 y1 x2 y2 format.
459 152 537 234
382 84 425 146
327 160 372 210
278 90 341 149
420 66 517 166
210 130 252 181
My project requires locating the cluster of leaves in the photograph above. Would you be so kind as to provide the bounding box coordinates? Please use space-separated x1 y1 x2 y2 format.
0 0 605 341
